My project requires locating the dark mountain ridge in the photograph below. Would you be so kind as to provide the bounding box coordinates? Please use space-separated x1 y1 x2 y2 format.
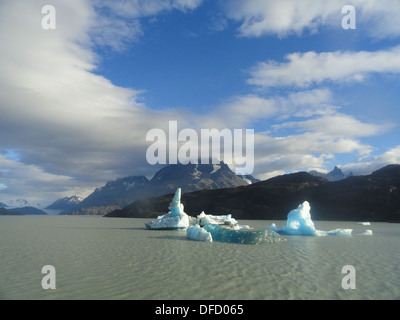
46 195 83 211
6 206 47 215
62 162 253 215
107 164 400 222
0 207 22 215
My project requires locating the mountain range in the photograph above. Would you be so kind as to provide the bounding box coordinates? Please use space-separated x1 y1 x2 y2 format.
49 162 257 215
106 164 400 222
45 195 84 211
0 199 48 215
0 206 47 215
0 198 42 208
308 166 350 181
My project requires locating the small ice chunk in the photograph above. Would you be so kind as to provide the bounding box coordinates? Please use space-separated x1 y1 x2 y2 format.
322 228 353 236
357 222 371 226
361 229 373 235
197 211 251 229
198 211 237 226
187 225 213 242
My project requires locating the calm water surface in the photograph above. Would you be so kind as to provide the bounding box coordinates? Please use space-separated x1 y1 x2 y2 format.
0 215 399 300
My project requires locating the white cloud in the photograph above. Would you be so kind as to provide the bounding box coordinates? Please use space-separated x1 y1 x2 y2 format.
0 0 195 202
0 154 78 204
177 86 390 178
248 46 400 88
273 114 390 138
209 88 335 128
341 145 400 175
223 0 400 39
249 132 372 178
96 0 203 18
91 0 204 51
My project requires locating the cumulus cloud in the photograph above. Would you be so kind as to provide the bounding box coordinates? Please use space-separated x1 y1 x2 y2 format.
0 0 200 203
341 145 400 175
273 114 390 138
248 46 400 88
202 88 387 178
210 88 335 128
223 0 400 39
0 154 77 204
251 130 375 177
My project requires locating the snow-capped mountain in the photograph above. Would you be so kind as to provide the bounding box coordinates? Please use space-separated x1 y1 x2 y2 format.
144 162 249 196
309 166 348 181
46 195 84 211
75 176 150 210
4 198 42 208
66 162 256 215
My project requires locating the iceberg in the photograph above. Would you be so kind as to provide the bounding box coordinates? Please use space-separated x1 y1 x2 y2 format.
187 211 281 244
203 224 281 244
269 201 353 236
145 188 189 230
186 224 213 242
197 211 250 230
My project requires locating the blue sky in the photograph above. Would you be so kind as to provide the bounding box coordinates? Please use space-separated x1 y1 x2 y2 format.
0 0 400 204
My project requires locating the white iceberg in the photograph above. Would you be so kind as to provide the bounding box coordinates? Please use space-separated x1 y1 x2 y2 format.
269 201 353 236
357 222 371 226
197 211 251 230
145 188 189 230
187 224 213 242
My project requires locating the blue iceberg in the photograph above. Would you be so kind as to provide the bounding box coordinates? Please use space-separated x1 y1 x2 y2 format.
145 188 189 230
203 224 281 244
187 211 281 244
269 201 353 236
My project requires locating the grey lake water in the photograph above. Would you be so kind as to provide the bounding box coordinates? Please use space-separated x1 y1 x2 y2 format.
0 215 399 300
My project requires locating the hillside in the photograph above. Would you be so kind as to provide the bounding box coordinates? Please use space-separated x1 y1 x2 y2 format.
0 207 22 215
107 165 400 222
46 195 83 211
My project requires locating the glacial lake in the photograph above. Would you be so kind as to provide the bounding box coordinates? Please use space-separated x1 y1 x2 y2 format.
0 215 399 300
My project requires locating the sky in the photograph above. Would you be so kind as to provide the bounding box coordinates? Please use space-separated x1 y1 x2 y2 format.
0 0 400 205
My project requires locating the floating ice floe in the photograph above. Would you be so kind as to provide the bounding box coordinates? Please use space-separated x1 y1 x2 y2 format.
269 201 353 236
361 229 373 235
357 222 371 226
187 211 282 244
145 188 189 230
